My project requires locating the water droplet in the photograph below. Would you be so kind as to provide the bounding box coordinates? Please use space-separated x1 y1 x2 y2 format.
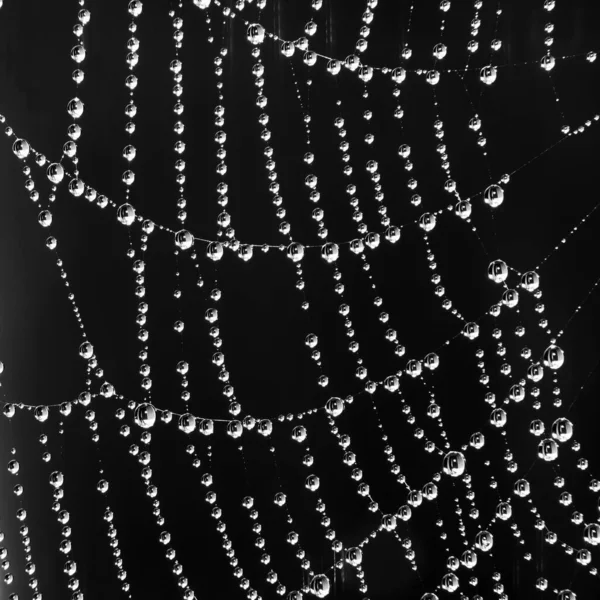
12 139 30 159
443 451 466 477
247 24 265 45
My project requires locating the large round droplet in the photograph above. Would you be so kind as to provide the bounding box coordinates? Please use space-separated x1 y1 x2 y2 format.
441 573 458 592
79 341 94 359
475 530 494 551
419 213 436 232
350 239 364 254
67 98 84 119
398 144 411 158
391 67 406 84
12 139 30 159
309 574 330 598
305 474 320 492
117 203 136 226
487 259 508 283
345 547 362 567
381 514 397 530
422 482 438 500
227 420 243 438
123 145 136 161
47 163 65 184
480 65 497 85
134 403 156 429
537 438 558 461
502 289 519 307
551 418 573 442
384 226 401 243
38 210 53 228
496 502 512 520
406 359 422 377
358 65 373 82
237 245 253 261
100 382 114 397
433 43 447 60
281 41 295 57
470 432 485 449
321 243 339 263
70 45 86 64
469 116 482 131
50 471 64 488
178 413 196 434
490 408 507 428
175 230 194 250
128 0 143 16
460 550 477 569
424 353 439 370
206 242 224 262
426 70 440 85
463 322 479 340
287 242 305 262
291 426 307 443
484 184 504 208
514 478 530 497
543 344 564 369
527 363 544 382
584 523 600 546
325 397 344 417
455 200 472 219
69 178 85 197
34 406 49 422
327 59 341 75
443 451 466 477
541 55 555 71
258 419 273 436
521 271 540 292
200 419 214 436
247 23 265 45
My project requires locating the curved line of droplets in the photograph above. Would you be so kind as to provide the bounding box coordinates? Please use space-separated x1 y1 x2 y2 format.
4 105 600 264
0 108 599 423
201 0 596 75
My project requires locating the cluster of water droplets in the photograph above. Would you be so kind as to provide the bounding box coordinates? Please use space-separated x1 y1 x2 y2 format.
2 0 600 598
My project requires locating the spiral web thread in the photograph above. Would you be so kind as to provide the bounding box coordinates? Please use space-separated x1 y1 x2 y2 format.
1 0 600 599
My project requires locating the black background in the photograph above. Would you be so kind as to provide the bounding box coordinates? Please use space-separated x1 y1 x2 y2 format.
0 0 600 598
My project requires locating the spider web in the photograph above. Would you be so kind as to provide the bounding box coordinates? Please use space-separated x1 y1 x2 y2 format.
0 0 600 599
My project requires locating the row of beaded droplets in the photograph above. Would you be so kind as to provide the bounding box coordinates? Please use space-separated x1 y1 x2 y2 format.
177 4 274 599
5 438 43 599
130 3 198 600
245 21 345 599
200 14 275 593
209 8 299 598
269 88 383 589
29 3 94 599
90 1 151 596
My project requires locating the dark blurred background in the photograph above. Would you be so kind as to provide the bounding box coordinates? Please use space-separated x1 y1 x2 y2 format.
0 0 600 598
